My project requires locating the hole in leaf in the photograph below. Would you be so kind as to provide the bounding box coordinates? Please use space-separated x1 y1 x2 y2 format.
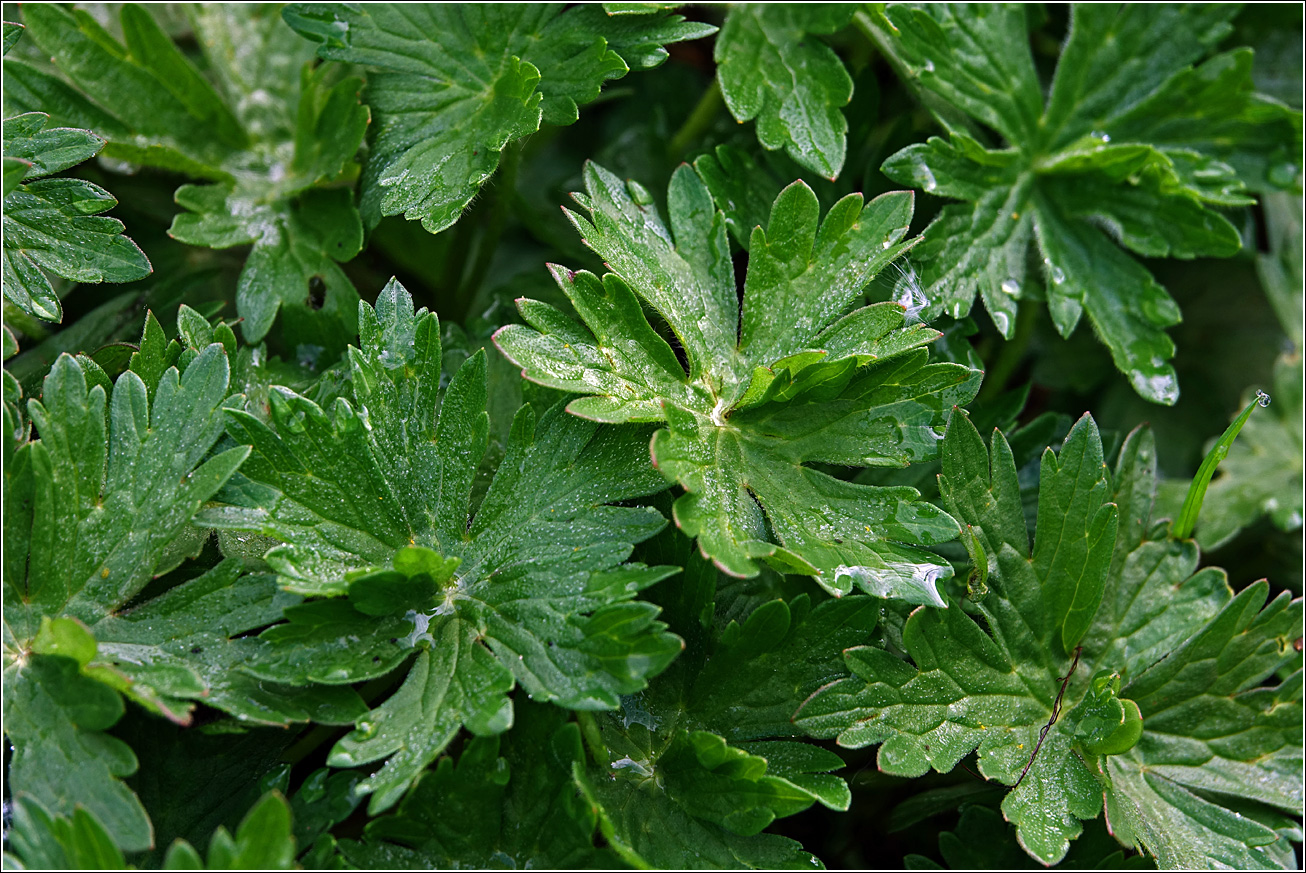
306 275 326 310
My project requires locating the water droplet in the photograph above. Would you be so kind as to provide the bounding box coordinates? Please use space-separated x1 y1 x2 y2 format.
356 720 377 739
921 59 935 73
1043 258 1066 285
1000 279 1020 297
1255 389 1271 408
1268 162 1299 188
1091 130 1111 143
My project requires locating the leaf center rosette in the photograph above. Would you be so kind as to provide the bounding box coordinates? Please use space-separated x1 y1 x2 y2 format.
496 161 981 606
204 281 683 812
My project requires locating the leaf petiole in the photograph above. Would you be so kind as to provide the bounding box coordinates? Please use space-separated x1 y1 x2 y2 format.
576 711 609 768
666 78 723 162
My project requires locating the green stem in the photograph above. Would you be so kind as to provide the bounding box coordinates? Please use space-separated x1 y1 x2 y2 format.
666 77 723 163
977 299 1036 404
438 210 478 314
576 711 608 768
851 8 881 47
282 724 339 768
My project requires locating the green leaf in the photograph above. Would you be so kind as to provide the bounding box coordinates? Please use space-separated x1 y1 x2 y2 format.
795 415 1303 866
204 280 682 812
715 5 855 179
289 769 365 852
4 345 245 639
574 742 822 869
5 4 244 174
2 155 26 199
0 341 358 851
1257 190 1304 348
3 112 102 180
684 593 878 743
693 143 787 250
283 3 714 231
208 792 296 870
1031 415 1119 654
3 796 127 871
2 20 22 55
574 720 830 868
1069 670 1143 757
339 702 615 869
870 4 1301 403
7 3 367 341
1170 382 1273 541
1187 354 1304 550
569 529 868 867
1104 588 1302 869
497 162 979 603
89 559 366 727
163 792 297 870
3 654 151 853
126 310 181 401
337 568 857 869
170 184 363 344
1 112 151 323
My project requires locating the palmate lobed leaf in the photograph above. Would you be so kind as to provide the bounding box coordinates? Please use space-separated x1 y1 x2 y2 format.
283 2 715 233
525 529 866 869
575 594 871 869
332 702 617 870
3 789 299 872
496 161 980 605
714 4 856 179
868 3 1302 405
795 412 1303 867
203 279 684 813
325 528 871 869
1 111 151 322
5 3 368 342
0 341 365 853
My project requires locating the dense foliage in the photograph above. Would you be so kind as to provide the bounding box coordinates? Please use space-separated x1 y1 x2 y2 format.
2 3 1302 870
